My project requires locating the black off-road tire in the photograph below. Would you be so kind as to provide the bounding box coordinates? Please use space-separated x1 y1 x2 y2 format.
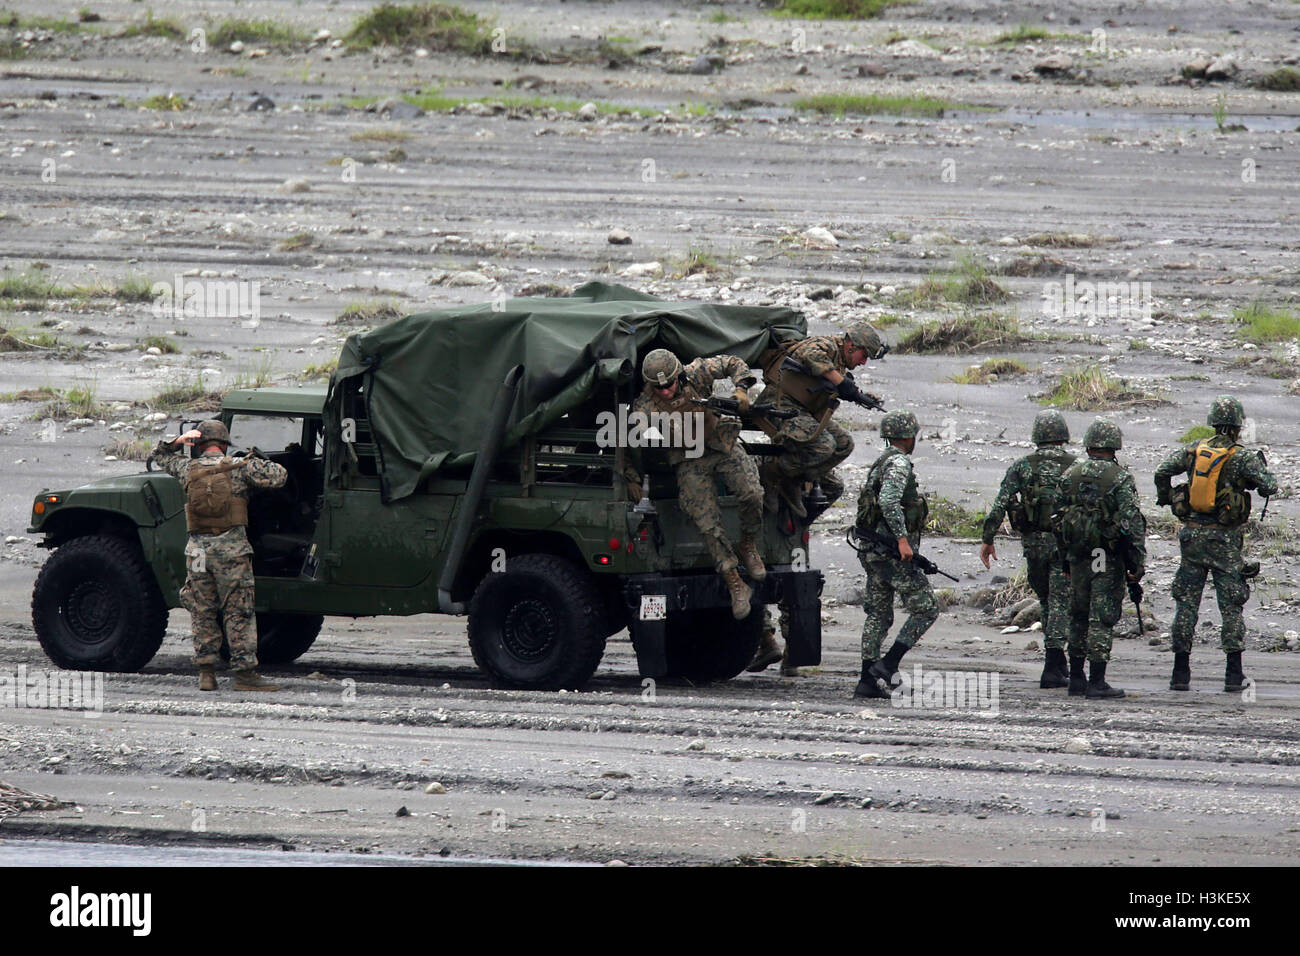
664 607 764 683
253 613 324 665
467 553 607 690
31 534 168 672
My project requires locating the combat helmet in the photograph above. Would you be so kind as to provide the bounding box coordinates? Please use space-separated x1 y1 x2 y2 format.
642 349 683 387
845 321 888 360
1082 417 1122 451
195 420 231 448
1031 409 1069 444
880 409 919 440
1207 394 1245 429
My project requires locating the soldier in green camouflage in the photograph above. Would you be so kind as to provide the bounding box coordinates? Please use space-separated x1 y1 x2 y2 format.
853 410 939 699
1052 418 1146 700
623 349 764 620
150 420 288 692
1154 395 1278 692
754 321 886 520
980 410 1076 688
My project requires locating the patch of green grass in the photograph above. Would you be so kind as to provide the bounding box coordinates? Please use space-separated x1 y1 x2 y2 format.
1127 339 1149 350
0 386 60 402
140 93 186 111
950 357 1029 384
334 299 405 325
344 2 492 55
138 335 179 354
399 89 661 117
1178 425 1216 444
120 9 185 40
278 232 316 252
672 244 723 278
34 383 105 421
231 356 276 391
925 495 986 538
896 315 1027 354
0 38 26 59
0 266 63 305
349 127 412 142
209 18 309 48
1228 353 1299 379
1255 67 1300 92
1 11 81 32
792 92 955 118
893 256 1009 308
1023 232 1097 248
869 311 909 328
113 274 157 303
148 376 223 413
708 10 738 24
0 327 58 351
297 359 338 382
772 0 912 19
103 436 154 461
1037 364 1164 410
1233 301 1300 344
988 25 1081 45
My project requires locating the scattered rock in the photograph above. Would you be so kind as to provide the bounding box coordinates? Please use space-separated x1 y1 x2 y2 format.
1034 55 1074 75
1206 56 1239 80
374 98 425 120
852 62 888 78
228 41 244 55
808 287 835 301
424 782 447 794
813 791 837 805
607 228 632 245
1182 58 1212 79
576 102 599 122
278 178 310 194
445 270 493 287
1024 640 1039 651
64 419 94 431
395 805 409 817
605 859 628 866
688 55 716 75
1063 737 1092 754
248 96 275 112
801 226 838 250
888 39 941 59
685 738 706 751
621 261 662 278
1000 625 1020 634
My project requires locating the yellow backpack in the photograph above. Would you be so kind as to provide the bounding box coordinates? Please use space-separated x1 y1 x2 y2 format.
1188 441 1238 513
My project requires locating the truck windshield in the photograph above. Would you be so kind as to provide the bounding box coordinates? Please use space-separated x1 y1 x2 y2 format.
229 415 302 452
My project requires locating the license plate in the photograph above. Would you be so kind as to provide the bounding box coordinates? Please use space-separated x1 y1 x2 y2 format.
639 594 666 621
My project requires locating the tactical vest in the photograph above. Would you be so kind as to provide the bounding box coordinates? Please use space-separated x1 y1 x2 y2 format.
1054 461 1122 556
856 447 928 536
759 340 838 415
642 383 726 465
1172 440 1250 526
1009 448 1075 534
183 458 248 535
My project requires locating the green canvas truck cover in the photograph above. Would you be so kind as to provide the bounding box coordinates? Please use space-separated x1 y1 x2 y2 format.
325 281 807 502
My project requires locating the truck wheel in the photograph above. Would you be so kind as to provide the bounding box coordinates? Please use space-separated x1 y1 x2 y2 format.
31 534 168 672
468 554 606 690
255 613 323 665
664 608 764 683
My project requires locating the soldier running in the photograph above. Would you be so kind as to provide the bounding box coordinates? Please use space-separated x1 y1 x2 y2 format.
151 420 288 692
623 349 765 620
1154 395 1278 692
980 409 1077 688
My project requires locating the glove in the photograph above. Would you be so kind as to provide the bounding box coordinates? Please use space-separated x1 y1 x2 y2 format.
732 387 751 413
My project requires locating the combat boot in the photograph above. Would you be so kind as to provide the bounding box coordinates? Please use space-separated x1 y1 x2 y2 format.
1085 660 1124 699
1170 651 1191 691
1068 656 1087 697
1039 648 1069 689
779 647 799 678
198 665 217 692
1223 651 1249 692
853 659 890 699
722 568 753 620
233 669 280 692
746 628 782 673
868 641 909 692
738 534 767 581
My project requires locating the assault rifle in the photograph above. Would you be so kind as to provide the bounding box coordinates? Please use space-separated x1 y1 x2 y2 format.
847 526 959 582
785 358 886 412
691 397 798 420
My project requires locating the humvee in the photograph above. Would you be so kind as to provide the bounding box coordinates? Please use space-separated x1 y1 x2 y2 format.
28 283 824 689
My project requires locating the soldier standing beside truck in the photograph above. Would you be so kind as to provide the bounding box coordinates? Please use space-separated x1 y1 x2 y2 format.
1154 395 1278 692
622 349 765 620
150 420 288 692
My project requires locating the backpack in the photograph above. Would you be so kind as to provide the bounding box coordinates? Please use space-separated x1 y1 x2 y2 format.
183 458 248 534
1010 450 1074 534
1171 440 1251 525
1053 461 1122 557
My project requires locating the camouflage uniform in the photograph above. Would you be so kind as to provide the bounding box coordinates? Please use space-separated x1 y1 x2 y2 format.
857 444 939 661
626 354 761 574
982 445 1076 651
1154 432 1278 655
150 443 287 670
756 335 856 505
1055 453 1146 664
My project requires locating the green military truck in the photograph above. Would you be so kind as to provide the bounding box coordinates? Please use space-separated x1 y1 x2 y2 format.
28 283 823 689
